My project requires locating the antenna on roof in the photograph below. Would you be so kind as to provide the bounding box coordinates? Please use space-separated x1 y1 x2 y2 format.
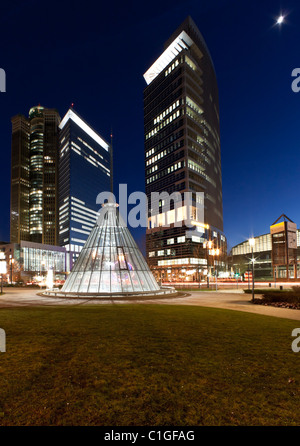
272 214 294 225
110 126 113 194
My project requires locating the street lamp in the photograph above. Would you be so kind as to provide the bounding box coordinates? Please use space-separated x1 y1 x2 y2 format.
212 248 220 291
9 256 14 284
198 266 201 289
249 238 255 302
203 241 212 289
0 253 6 294
248 262 250 290
204 241 220 290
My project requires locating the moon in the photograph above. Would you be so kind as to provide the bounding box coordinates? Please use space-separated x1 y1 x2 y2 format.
276 15 284 25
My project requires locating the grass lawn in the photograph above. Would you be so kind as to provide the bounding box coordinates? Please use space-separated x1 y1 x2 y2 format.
0 304 299 426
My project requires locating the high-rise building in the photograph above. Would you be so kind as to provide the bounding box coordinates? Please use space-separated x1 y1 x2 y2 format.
10 106 61 245
143 17 226 282
10 114 30 243
58 108 112 270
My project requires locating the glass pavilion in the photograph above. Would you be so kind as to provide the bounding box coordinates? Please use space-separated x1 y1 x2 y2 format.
61 203 162 295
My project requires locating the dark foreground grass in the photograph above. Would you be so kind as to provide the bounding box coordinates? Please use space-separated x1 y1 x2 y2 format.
0 304 299 426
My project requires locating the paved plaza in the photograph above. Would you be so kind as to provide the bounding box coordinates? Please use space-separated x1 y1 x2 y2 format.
1 287 300 321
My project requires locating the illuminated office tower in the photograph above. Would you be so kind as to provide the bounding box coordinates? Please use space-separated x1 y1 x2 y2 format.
144 17 226 282
58 108 112 270
10 115 30 243
29 106 61 244
10 106 61 245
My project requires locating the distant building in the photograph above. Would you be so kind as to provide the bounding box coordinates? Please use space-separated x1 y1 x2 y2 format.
143 16 226 282
231 216 300 280
58 108 112 270
10 106 61 245
0 241 66 283
231 234 274 280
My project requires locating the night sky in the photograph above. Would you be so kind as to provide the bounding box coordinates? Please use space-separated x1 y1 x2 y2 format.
0 0 299 252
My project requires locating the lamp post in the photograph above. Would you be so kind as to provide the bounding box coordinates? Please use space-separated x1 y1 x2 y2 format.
9 256 14 285
249 238 255 302
0 253 6 294
204 241 220 290
212 248 220 291
248 262 250 290
203 241 212 289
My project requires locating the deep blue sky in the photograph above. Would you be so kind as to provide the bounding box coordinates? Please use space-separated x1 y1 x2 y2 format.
0 0 299 252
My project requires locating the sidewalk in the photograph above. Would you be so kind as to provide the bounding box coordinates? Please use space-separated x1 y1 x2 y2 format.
1 288 300 321
143 291 300 321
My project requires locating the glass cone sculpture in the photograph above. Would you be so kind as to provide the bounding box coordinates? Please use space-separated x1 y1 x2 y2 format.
62 203 162 295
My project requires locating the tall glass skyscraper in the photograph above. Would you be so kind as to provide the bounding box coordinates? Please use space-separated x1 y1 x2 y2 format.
144 17 226 282
10 106 61 245
58 108 112 270
11 114 30 243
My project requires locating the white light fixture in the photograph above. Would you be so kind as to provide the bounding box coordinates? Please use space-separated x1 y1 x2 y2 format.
249 238 255 247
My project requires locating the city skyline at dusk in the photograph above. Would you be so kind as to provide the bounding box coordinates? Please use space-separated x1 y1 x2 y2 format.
1 0 300 430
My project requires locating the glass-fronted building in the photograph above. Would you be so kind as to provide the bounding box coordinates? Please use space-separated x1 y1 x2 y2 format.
61 203 161 295
58 108 112 271
143 16 226 282
231 231 300 280
0 241 66 283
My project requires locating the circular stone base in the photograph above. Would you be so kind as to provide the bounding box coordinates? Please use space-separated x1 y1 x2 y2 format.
42 286 177 300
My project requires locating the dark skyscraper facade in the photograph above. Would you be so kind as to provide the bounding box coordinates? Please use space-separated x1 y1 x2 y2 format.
10 106 61 245
144 17 226 282
10 114 30 243
58 108 112 270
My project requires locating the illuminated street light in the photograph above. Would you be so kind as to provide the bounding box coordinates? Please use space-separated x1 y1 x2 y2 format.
249 238 255 247
0 253 6 294
213 248 220 291
204 241 220 290
9 256 14 284
249 238 255 302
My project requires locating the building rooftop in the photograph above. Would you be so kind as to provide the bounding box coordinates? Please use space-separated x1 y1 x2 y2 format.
59 108 110 152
